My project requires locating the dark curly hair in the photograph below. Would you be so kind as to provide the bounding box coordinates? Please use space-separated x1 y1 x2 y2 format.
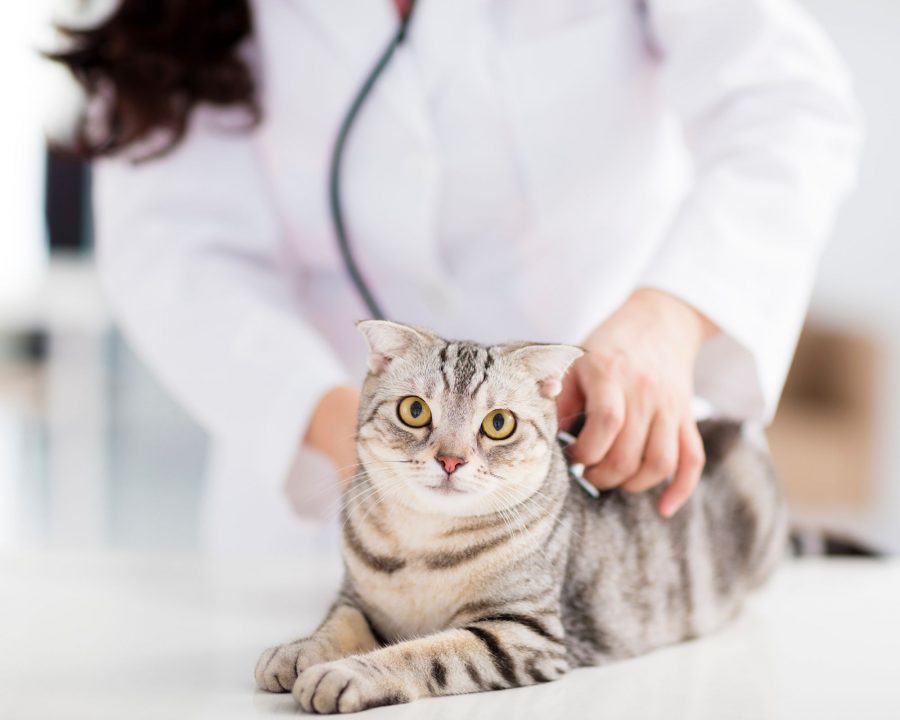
47 0 259 160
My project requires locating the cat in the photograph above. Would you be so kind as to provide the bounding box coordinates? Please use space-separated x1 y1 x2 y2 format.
255 320 787 714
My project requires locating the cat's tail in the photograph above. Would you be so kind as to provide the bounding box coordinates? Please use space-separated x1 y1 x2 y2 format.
788 527 884 557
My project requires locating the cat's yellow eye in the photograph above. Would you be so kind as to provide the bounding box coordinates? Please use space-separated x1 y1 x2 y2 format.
397 396 432 428
481 409 517 440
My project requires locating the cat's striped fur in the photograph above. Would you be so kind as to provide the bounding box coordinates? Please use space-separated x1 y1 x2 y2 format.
255 321 787 713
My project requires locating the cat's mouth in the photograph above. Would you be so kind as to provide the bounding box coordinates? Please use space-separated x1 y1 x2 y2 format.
424 478 467 495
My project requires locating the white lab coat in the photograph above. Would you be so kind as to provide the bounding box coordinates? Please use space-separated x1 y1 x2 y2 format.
92 0 861 551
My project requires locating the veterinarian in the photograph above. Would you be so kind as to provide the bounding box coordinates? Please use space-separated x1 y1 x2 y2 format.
53 0 861 550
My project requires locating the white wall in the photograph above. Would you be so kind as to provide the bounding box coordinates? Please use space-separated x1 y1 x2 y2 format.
0 6 49 307
801 0 900 551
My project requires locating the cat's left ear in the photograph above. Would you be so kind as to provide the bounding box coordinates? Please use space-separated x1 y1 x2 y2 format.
509 344 584 398
357 320 441 375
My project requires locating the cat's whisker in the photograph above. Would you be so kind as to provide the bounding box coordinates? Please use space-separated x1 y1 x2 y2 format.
341 474 409 529
339 479 386 513
511 483 582 544
478 482 566 566
285 460 375 507
341 487 388 530
349 480 401 523
338 484 380 515
302 457 417 520
335 477 397 523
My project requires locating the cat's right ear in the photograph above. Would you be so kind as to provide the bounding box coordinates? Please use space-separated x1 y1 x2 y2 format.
356 320 439 375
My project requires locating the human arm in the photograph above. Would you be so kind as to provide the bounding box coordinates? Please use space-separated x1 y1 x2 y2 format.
93 108 352 493
560 0 862 516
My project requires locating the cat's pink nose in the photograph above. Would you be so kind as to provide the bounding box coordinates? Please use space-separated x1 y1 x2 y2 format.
436 455 466 474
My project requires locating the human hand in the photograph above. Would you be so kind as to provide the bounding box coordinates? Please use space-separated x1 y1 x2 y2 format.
304 385 360 487
557 289 717 517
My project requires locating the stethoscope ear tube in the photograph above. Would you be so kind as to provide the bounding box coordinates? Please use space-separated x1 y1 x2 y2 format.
328 2 419 321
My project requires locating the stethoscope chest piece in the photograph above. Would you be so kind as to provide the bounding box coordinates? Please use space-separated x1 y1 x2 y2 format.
557 430 601 498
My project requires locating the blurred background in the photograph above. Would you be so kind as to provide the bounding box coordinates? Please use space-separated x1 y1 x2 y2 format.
1 0 898 553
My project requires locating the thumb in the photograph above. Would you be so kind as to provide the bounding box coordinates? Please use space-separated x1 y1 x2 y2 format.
556 368 584 434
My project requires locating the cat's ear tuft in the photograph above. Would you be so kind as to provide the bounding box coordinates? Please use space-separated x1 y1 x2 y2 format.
356 320 440 375
509 344 584 398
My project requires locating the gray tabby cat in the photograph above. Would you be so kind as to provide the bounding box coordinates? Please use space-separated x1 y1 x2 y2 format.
255 320 787 714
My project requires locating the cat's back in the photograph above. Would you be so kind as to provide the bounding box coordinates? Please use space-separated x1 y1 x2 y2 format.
561 420 787 666
693 420 788 591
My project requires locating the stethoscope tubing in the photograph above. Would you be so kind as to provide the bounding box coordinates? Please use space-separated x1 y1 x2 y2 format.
328 2 419 321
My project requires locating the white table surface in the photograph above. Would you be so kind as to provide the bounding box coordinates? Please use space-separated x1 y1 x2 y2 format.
1 552 897 720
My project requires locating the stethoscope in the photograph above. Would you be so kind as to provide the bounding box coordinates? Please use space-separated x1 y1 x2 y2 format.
329 0 600 498
328 1 419 322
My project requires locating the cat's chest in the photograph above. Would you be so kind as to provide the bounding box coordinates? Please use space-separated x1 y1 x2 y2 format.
358 567 479 641
344 537 506 641
342 508 546 640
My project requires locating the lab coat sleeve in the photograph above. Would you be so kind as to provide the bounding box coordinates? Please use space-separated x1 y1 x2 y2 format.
637 0 863 421
93 109 351 489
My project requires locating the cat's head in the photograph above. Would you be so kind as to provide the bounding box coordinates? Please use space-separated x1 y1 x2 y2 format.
356 320 582 517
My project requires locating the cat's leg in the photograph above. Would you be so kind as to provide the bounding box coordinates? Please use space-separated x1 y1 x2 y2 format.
255 602 378 693
292 617 570 713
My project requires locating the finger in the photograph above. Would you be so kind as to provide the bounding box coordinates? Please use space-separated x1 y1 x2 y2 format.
567 380 626 467
556 368 584 434
584 401 651 490
621 412 678 494
658 420 705 518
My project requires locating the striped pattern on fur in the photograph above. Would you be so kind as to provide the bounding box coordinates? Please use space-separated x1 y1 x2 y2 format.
255 322 787 713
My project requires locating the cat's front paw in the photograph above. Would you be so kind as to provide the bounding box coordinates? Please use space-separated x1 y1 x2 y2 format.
255 638 336 694
293 658 409 714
